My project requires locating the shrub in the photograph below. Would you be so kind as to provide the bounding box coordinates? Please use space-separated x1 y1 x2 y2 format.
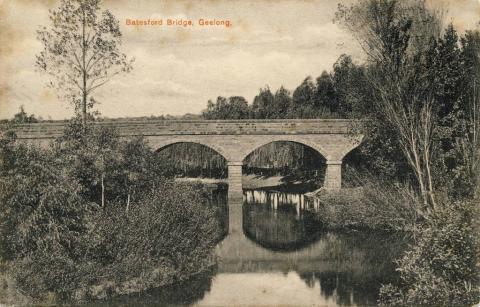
379 200 480 306
85 181 220 288
0 140 92 262
10 181 219 302
0 140 97 300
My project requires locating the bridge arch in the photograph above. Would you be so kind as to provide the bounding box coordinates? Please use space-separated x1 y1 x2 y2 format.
219 136 333 163
242 140 327 183
153 141 228 177
153 141 226 159
241 139 329 162
147 137 233 161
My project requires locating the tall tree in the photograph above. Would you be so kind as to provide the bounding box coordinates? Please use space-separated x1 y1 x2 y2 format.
428 24 466 194
314 71 337 112
336 0 442 212
202 96 250 119
331 54 370 117
290 77 316 118
251 87 275 119
273 86 292 119
460 30 480 199
36 0 133 128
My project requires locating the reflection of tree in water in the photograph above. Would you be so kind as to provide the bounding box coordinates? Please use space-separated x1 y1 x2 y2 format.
207 188 229 242
298 232 408 306
299 271 378 306
91 268 216 306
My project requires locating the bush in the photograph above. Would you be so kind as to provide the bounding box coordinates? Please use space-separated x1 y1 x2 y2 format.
10 181 219 302
379 200 480 306
0 141 92 262
86 181 219 285
0 144 96 300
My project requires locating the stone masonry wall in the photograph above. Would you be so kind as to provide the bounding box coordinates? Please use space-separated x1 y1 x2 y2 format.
12 119 357 140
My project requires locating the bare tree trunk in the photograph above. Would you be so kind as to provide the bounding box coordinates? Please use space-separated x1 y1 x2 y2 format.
422 102 437 210
81 8 87 129
126 192 130 213
425 156 436 209
101 173 105 208
411 133 429 208
374 84 437 214
473 79 480 200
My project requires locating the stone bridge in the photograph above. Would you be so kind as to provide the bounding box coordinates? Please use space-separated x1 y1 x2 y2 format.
13 119 363 200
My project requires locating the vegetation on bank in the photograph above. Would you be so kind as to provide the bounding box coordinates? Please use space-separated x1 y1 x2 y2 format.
312 184 419 233
379 200 479 306
0 119 222 303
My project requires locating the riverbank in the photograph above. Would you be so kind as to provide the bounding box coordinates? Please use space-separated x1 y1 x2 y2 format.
1 178 221 305
175 174 318 193
0 257 217 305
78 255 216 303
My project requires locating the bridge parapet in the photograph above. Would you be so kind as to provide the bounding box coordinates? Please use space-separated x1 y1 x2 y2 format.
12 119 360 140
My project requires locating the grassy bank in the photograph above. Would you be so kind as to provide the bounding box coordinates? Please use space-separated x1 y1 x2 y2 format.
310 183 420 232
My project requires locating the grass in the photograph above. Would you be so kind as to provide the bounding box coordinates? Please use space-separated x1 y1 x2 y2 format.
311 169 422 232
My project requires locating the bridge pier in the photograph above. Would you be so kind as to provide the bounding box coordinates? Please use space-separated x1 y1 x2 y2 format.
227 161 244 235
227 161 244 201
324 160 342 190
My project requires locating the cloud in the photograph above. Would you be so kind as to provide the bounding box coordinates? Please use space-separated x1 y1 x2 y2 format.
1 0 478 120
297 23 352 48
146 80 196 97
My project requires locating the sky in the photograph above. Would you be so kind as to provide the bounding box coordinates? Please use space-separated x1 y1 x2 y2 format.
0 0 479 120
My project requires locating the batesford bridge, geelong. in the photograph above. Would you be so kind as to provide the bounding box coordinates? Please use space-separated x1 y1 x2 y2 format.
14 118 363 197
13 118 363 237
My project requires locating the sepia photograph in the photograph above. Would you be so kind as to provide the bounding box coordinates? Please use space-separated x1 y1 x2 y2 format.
0 0 479 306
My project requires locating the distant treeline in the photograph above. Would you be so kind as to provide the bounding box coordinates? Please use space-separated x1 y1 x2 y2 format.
202 55 363 121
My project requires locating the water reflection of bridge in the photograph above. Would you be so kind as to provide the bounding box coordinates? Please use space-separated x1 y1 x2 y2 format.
213 189 406 307
219 190 323 258
243 190 322 251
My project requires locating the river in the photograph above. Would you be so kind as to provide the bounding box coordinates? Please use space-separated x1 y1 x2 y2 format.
95 188 407 307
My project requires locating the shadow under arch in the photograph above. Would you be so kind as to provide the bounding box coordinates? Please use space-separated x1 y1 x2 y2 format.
241 139 330 164
154 140 229 161
154 141 228 178
242 140 327 188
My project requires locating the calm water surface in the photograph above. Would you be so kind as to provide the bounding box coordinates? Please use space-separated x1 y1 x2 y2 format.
100 188 407 307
